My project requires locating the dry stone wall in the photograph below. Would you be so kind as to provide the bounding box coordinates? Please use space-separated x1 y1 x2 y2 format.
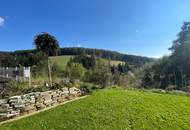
0 87 81 121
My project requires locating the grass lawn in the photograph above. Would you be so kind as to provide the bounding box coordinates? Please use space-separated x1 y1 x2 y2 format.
1 88 190 130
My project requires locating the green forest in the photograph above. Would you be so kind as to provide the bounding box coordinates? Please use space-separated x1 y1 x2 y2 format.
0 47 153 67
139 22 190 91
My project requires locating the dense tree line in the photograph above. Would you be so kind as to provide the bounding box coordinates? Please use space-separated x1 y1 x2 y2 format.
0 52 46 67
139 22 190 91
0 47 153 67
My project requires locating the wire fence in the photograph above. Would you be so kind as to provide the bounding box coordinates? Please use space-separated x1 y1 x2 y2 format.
0 67 31 82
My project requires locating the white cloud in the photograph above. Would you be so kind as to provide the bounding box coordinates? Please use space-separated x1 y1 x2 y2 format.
0 17 5 27
65 43 84 47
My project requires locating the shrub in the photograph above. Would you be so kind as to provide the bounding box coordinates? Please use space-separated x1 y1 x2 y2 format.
85 60 112 87
49 82 64 90
66 63 86 80
22 85 49 93
0 81 29 98
79 83 100 95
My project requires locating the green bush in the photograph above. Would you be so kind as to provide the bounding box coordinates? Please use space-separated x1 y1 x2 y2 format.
22 85 49 93
66 63 86 80
79 83 100 95
49 82 64 90
0 81 29 98
85 60 112 87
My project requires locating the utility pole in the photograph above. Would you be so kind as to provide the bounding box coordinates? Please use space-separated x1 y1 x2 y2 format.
48 58 52 87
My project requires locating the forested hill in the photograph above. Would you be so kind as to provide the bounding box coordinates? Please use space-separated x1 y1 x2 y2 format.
2 47 154 67
0 51 10 59
59 48 154 66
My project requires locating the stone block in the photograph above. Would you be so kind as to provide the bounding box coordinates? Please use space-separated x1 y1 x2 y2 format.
57 97 67 103
69 87 81 96
43 99 53 106
0 99 8 104
0 110 21 119
43 96 52 101
40 91 52 97
22 105 36 112
0 107 12 113
35 103 46 110
35 97 45 103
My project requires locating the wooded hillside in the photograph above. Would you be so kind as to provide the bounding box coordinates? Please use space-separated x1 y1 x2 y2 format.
0 47 154 67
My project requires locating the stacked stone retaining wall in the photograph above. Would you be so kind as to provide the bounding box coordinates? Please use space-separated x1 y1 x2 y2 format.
0 87 81 121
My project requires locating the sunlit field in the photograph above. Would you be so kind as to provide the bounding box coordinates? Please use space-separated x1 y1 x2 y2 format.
1 88 190 130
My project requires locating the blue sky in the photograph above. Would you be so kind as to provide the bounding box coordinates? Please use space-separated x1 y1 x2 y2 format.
0 0 190 58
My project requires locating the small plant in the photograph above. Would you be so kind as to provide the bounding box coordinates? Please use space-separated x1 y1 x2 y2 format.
49 82 64 90
0 80 29 98
79 83 100 95
22 85 49 93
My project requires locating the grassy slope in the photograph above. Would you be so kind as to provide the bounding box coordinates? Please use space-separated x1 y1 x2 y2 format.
50 55 124 70
100 58 125 66
49 55 73 71
1 89 190 130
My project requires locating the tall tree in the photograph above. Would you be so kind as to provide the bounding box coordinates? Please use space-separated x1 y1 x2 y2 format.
169 22 190 87
34 32 60 56
34 32 60 86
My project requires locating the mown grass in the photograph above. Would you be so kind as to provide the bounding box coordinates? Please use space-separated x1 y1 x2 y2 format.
1 88 190 130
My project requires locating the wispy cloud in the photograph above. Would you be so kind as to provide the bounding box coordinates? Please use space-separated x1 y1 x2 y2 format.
0 17 5 27
65 43 84 47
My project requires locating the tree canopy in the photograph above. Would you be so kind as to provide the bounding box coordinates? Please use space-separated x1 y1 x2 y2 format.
34 33 60 56
139 22 190 90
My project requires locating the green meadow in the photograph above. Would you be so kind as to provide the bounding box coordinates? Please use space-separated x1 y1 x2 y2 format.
49 55 73 71
1 88 190 130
